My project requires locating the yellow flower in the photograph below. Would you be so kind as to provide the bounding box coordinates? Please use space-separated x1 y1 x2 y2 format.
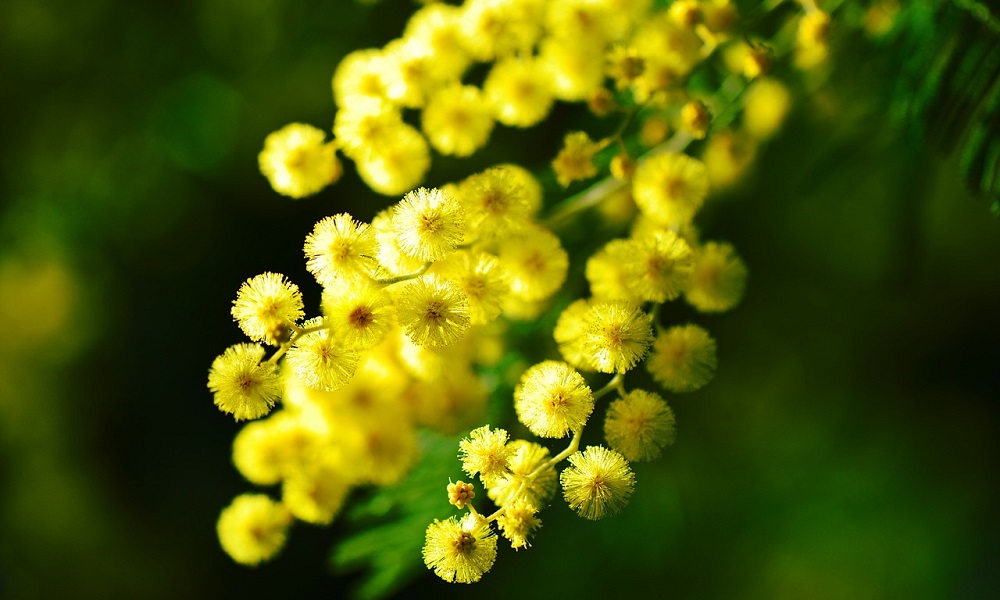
354 123 431 196
459 425 514 486
459 0 542 61
552 131 602 187
630 14 703 101
404 3 472 80
684 241 747 312
208 343 282 421
457 166 535 239
554 299 596 370
258 123 341 199
604 389 676 461
560 445 635 520
321 281 395 350
285 323 360 392
339 412 419 486
392 187 467 261
217 494 291 565
496 499 541 550
580 301 653 373
701 129 757 189
680 100 711 140
370 209 427 277
647 323 718 392
282 454 351 525
487 439 557 508
514 361 594 438
632 152 710 227
332 49 390 107
394 274 471 348
497 225 569 302
421 84 495 157
433 251 509 325
484 56 554 128
231 413 321 486
231 272 304 345
381 37 440 109
303 213 379 287
538 38 606 102
626 230 694 302
586 240 636 303
423 513 498 583
332 98 403 161
743 78 791 140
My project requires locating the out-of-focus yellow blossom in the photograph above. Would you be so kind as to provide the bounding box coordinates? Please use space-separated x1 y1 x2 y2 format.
258 123 341 199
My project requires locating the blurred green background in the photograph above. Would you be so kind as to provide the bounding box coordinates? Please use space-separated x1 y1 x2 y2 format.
1 0 998 598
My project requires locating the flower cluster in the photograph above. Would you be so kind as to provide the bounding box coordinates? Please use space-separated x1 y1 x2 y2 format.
209 180 571 564
212 0 841 581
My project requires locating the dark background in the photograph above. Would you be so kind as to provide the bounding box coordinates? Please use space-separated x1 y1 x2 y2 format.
1 0 998 598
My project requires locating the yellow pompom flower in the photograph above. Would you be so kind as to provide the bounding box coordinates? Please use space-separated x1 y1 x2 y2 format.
303 213 379 287
217 494 292 565
552 131 602 187
545 0 615 43
647 323 718 392
632 152 710 227
392 187 467 262
743 78 791 140
626 230 694 302
332 98 404 161
208 343 282 421
580 302 654 373
285 324 361 392
514 361 594 438
560 445 635 520
339 413 419 486
423 513 498 584
404 3 471 81
539 38 606 102
483 56 554 128
258 123 341 199
232 414 321 486
459 425 514 486
487 440 557 509
395 274 471 348
630 15 703 101
321 281 394 350
355 123 431 196
381 37 440 109
492 163 543 216
433 251 509 325
701 129 757 189
332 49 390 107
421 84 495 157
281 455 351 525
795 10 831 69
586 240 635 303
457 166 535 238
554 299 596 369
411 366 489 435
497 225 569 302
681 100 711 140
604 389 676 461
606 44 646 91
685 241 747 312
231 272 304 346
371 209 427 277
496 499 541 550
460 0 542 61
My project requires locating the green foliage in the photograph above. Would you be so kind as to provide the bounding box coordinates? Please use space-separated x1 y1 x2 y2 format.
889 0 1000 213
